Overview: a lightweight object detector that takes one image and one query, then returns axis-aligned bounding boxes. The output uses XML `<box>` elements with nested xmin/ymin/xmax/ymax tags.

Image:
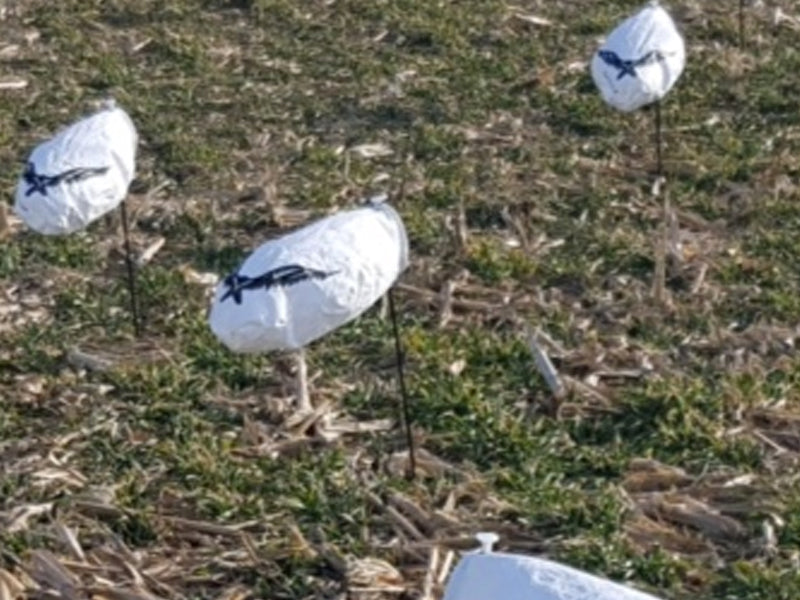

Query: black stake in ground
<box><xmin>739</xmin><ymin>0</ymin><xmax>745</xmax><ymax>48</ymax></box>
<box><xmin>120</xmin><ymin>199</ymin><xmax>141</xmax><ymax>337</ymax></box>
<box><xmin>654</xmin><ymin>100</ymin><xmax>663</xmax><ymax>179</ymax></box>
<box><xmin>388</xmin><ymin>289</ymin><xmax>416</xmax><ymax>480</ymax></box>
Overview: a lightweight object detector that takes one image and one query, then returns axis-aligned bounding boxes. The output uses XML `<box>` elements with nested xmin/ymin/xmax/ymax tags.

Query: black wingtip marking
<box><xmin>23</xmin><ymin>162</ymin><xmax>110</xmax><ymax>197</ymax></box>
<box><xmin>221</xmin><ymin>264</ymin><xmax>338</xmax><ymax>305</ymax></box>
<box><xmin>598</xmin><ymin>49</ymin><xmax>664</xmax><ymax>80</ymax></box>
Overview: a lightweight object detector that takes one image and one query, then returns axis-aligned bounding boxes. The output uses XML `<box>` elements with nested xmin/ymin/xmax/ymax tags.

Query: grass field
<box><xmin>3</xmin><ymin>1</ymin><xmax>800</xmax><ymax>598</ymax></box>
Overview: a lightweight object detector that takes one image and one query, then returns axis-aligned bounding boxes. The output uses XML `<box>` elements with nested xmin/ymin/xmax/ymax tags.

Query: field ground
<box><xmin>3</xmin><ymin>1</ymin><xmax>800</xmax><ymax>598</ymax></box>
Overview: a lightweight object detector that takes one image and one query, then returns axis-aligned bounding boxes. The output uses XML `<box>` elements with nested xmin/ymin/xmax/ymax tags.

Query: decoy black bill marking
<box><xmin>23</xmin><ymin>162</ymin><xmax>111</xmax><ymax>197</ymax></box>
<box><xmin>221</xmin><ymin>265</ymin><xmax>337</xmax><ymax>305</ymax></box>
<box><xmin>597</xmin><ymin>49</ymin><xmax>665</xmax><ymax>80</ymax></box>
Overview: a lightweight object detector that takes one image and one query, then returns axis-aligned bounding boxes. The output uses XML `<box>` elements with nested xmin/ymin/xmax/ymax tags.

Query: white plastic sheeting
<box><xmin>591</xmin><ymin>1</ymin><xmax>685</xmax><ymax>113</ymax></box>
<box><xmin>443</xmin><ymin>541</ymin><xmax>664</xmax><ymax>600</ymax></box>
<box><xmin>209</xmin><ymin>202</ymin><xmax>408</xmax><ymax>353</ymax></box>
<box><xmin>14</xmin><ymin>102</ymin><xmax>138</xmax><ymax>235</ymax></box>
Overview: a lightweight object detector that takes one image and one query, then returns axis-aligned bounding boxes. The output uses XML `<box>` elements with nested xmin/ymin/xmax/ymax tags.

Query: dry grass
<box><xmin>3</xmin><ymin>0</ymin><xmax>800</xmax><ymax>598</ymax></box>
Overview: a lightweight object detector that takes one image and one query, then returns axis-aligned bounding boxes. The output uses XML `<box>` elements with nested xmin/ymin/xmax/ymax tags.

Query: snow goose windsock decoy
<box><xmin>442</xmin><ymin>533</ymin><xmax>665</xmax><ymax>600</ymax></box>
<box><xmin>14</xmin><ymin>100</ymin><xmax>141</xmax><ymax>334</ymax></box>
<box><xmin>209</xmin><ymin>197</ymin><xmax>416</xmax><ymax>474</ymax></box>
<box><xmin>591</xmin><ymin>1</ymin><xmax>685</xmax><ymax>177</ymax></box>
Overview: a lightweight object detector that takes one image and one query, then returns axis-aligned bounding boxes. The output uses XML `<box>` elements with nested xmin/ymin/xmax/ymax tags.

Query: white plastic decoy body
<box><xmin>209</xmin><ymin>201</ymin><xmax>408</xmax><ymax>354</ymax></box>
<box><xmin>591</xmin><ymin>1</ymin><xmax>686</xmax><ymax>112</ymax></box>
<box><xmin>14</xmin><ymin>102</ymin><xmax>138</xmax><ymax>236</ymax></box>
<box><xmin>443</xmin><ymin>533</ymin><xmax>664</xmax><ymax>600</ymax></box>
